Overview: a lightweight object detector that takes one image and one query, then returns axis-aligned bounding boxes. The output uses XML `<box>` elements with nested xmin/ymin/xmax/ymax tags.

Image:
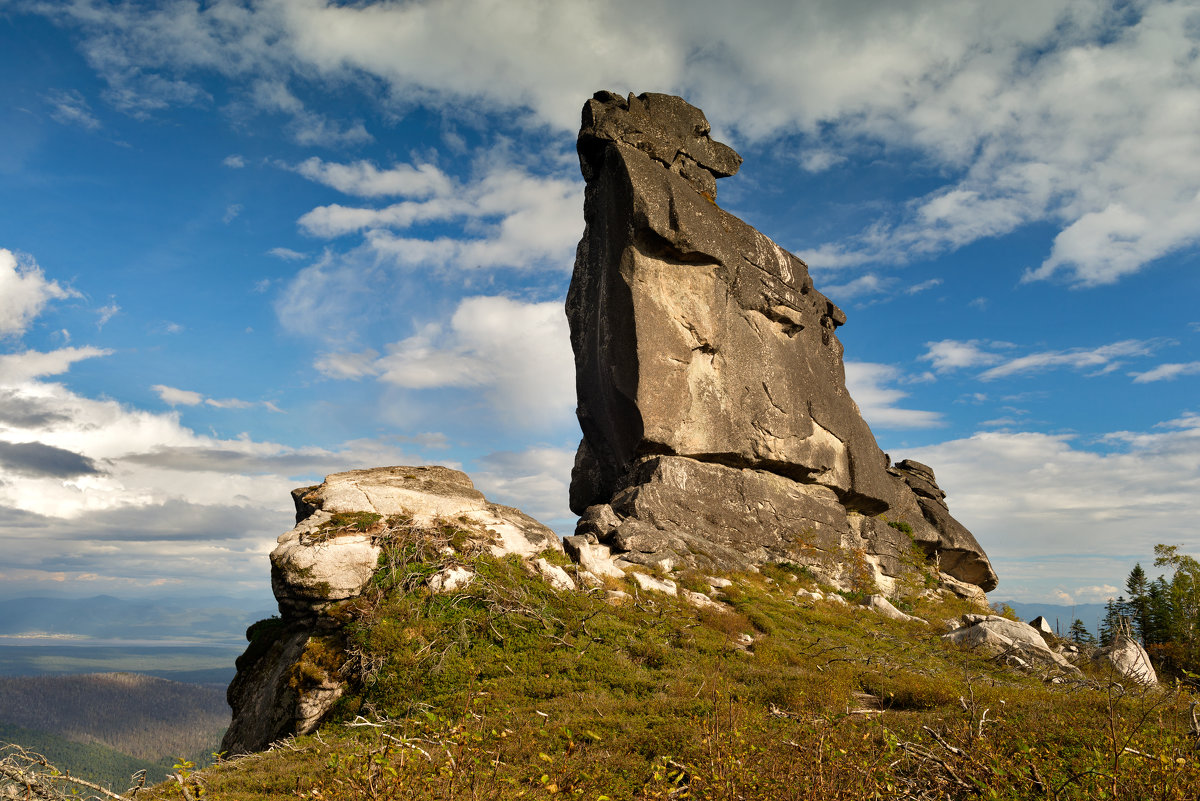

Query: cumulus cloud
<box><xmin>0</xmin><ymin>347</ymin><xmax>112</xmax><ymax>385</ymax></box>
<box><xmin>472</xmin><ymin>445</ymin><xmax>576</xmax><ymax>529</ymax></box>
<box><xmin>921</xmin><ymin>339</ymin><xmax>1006</xmax><ymax>372</ymax></box>
<box><xmin>843</xmin><ymin>362</ymin><xmax>943</xmax><ymax>430</ymax></box>
<box><xmin>0</xmin><ymin>249</ymin><xmax>80</xmax><ymax>338</ymax></box>
<box><xmin>315</xmin><ymin>295</ymin><xmax>574</xmax><ymax>428</ymax></box>
<box><xmin>37</xmin><ymin>0</ymin><xmax>1200</xmax><ymax>285</ymax></box>
<box><xmin>904</xmin><ymin>413</ymin><xmax>1200</xmax><ymax>601</ymax></box>
<box><xmin>223</xmin><ymin>154</ymin><xmax>245</xmax><ymax>168</ymax></box>
<box><xmin>294</xmin><ymin>159</ymin><xmax>582</xmax><ymax>273</ymax></box>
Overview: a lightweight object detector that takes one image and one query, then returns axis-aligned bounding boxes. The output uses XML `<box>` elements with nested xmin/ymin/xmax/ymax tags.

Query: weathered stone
<box><xmin>1093</xmin><ymin>633</ymin><xmax>1158</xmax><ymax>685</ymax></box>
<box><xmin>226</xmin><ymin>465</ymin><xmax>562</xmax><ymax>756</ymax></box>
<box><xmin>429</xmin><ymin>566</ymin><xmax>475</xmax><ymax>593</ymax></box>
<box><xmin>944</xmin><ymin>615</ymin><xmax>1080</xmax><ymax>674</ymax></box>
<box><xmin>565</xmin><ymin>91</ymin><xmax>996</xmax><ymax>595</ymax></box>
<box><xmin>563</xmin><ymin>536</ymin><xmax>626</xmax><ymax>578</ymax></box>
<box><xmin>865</xmin><ymin>594</ymin><xmax>926</xmax><ymax>624</ymax></box>
<box><xmin>682</xmin><ymin>589</ymin><xmax>724</xmax><ymax>611</ymax></box>
<box><xmin>1030</xmin><ymin>615</ymin><xmax>1055</xmax><ymax>636</ymax></box>
<box><xmin>630</xmin><ymin>572</ymin><xmax>678</xmax><ymax>596</ymax></box>
<box><xmin>532</xmin><ymin>558</ymin><xmax>576</xmax><ymax>592</ymax></box>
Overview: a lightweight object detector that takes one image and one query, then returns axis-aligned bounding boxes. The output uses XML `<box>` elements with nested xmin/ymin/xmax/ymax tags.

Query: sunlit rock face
<box><xmin>566</xmin><ymin>91</ymin><xmax>997</xmax><ymax>593</ymax></box>
<box><xmin>221</xmin><ymin>466</ymin><xmax>563</xmax><ymax>756</ymax></box>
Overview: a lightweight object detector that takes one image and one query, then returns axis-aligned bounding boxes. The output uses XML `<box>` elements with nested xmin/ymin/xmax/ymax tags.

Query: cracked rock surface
<box><xmin>566</xmin><ymin>91</ymin><xmax>996</xmax><ymax>594</ymax></box>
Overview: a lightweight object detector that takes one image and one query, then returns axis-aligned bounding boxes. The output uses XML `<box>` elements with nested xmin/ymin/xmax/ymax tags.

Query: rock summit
<box><xmin>565</xmin><ymin>91</ymin><xmax>996</xmax><ymax>595</ymax></box>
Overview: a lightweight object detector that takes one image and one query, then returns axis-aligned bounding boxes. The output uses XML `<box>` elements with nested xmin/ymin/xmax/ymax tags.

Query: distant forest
<box><xmin>0</xmin><ymin>672</ymin><xmax>227</xmax><ymax>788</ymax></box>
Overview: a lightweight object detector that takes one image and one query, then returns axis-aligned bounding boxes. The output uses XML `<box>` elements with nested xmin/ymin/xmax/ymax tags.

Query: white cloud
<box><xmin>844</xmin><ymin>362</ymin><xmax>943</xmax><ymax>430</ymax></box>
<box><xmin>152</xmin><ymin>383</ymin><xmax>269</xmax><ymax>411</ymax></box>
<box><xmin>1130</xmin><ymin>361</ymin><xmax>1200</xmax><ymax>383</ymax></box>
<box><xmin>291</xmin><ymin>157</ymin><xmax>453</xmax><ymax>198</ymax></box>
<box><xmin>0</xmin><ymin>249</ymin><xmax>79</xmax><ymax>338</ymax></box>
<box><xmin>798</xmin><ymin>149</ymin><xmax>846</xmax><ymax>173</ymax></box>
<box><xmin>95</xmin><ymin>302</ymin><xmax>119</xmax><ymax>329</ymax></box>
<box><xmin>223</xmin><ymin>154</ymin><xmax>245</xmax><ymax>168</ymax></box>
<box><xmin>820</xmin><ymin>273</ymin><xmax>889</xmax><ymax>302</ymax></box>
<box><xmin>906</xmin><ymin>278</ymin><xmax>943</xmax><ymax>295</ymax></box>
<box><xmin>222</xmin><ymin>203</ymin><xmax>243</xmax><ymax>223</ymax></box>
<box><xmin>41</xmin><ymin>0</ymin><xmax>1200</xmax><ymax>285</ymax></box>
<box><xmin>921</xmin><ymin>339</ymin><xmax>1004</xmax><ymax>372</ymax></box>
<box><xmin>0</xmin><ymin>347</ymin><xmax>112</xmax><ymax>385</ymax></box>
<box><xmin>472</xmin><ymin>445</ymin><xmax>576</xmax><ymax>528</ymax></box>
<box><xmin>267</xmin><ymin>247</ymin><xmax>306</xmax><ymax>261</ymax></box>
<box><xmin>152</xmin><ymin>384</ymin><xmax>203</xmax><ymax>407</ymax></box>
<box><xmin>316</xmin><ymin>295</ymin><xmax>575</xmax><ymax>428</ymax></box>
<box><xmin>46</xmin><ymin>89</ymin><xmax>101</xmax><ymax>130</ymax></box>
<box><xmin>905</xmin><ymin>414</ymin><xmax>1200</xmax><ymax>600</ymax></box>
<box><xmin>978</xmin><ymin>338</ymin><xmax>1165</xmax><ymax>381</ymax></box>
<box><xmin>295</xmin><ymin>160</ymin><xmax>582</xmax><ymax>273</ymax></box>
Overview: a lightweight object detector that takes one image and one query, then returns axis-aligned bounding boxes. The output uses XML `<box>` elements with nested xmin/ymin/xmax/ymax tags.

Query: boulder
<box><xmin>1029</xmin><ymin>615</ymin><xmax>1055</xmax><ymax>636</ymax></box>
<box><xmin>864</xmin><ymin>594</ymin><xmax>926</xmax><ymax>624</ymax></box>
<box><xmin>565</xmin><ymin>91</ymin><xmax>996</xmax><ymax>595</ymax></box>
<box><xmin>1093</xmin><ymin>633</ymin><xmax>1158</xmax><ymax>685</ymax></box>
<box><xmin>943</xmin><ymin>615</ymin><xmax>1079</xmax><ymax>674</ymax></box>
<box><xmin>223</xmin><ymin>466</ymin><xmax>562</xmax><ymax>756</ymax></box>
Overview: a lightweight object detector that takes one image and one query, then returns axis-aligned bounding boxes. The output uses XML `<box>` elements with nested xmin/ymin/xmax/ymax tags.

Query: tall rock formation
<box><xmin>565</xmin><ymin>91</ymin><xmax>996</xmax><ymax>594</ymax></box>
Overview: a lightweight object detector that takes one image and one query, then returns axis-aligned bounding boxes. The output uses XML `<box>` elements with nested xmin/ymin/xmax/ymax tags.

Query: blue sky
<box><xmin>0</xmin><ymin>0</ymin><xmax>1198</xmax><ymax>609</ymax></box>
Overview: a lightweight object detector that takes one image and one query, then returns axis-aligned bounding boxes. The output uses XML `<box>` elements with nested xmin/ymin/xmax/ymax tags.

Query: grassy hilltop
<box><xmin>8</xmin><ymin>528</ymin><xmax>1200</xmax><ymax>800</ymax></box>
<box><xmin>136</xmin><ymin>532</ymin><xmax>1200</xmax><ymax>801</ymax></box>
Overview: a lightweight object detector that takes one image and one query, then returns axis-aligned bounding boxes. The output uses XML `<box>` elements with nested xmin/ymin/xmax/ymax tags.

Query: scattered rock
<box><xmin>630</xmin><ymin>572</ymin><xmax>678</xmax><ymax>596</ymax></box>
<box><xmin>682</xmin><ymin>589</ymin><xmax>724</xmax><ymax>611</ymax></box>
<box><xmin>531</xmin><ymin>558</ymin><xmax>576</xmax><ymax>592</ymax></box>
<box><xmin>943</xmin><ymin>615</ymin><xmax>1079</xmax><ymax>675</ymax></box>
<box><xmin>1030</xmin><ymin>615</ymin><xmax>1055</xmax><ymax>636</ymax></box>
<box><xmin>606</xmin><ymin>590</ymin><xmax>632</xmax><ymax>604</ymax></box>
<box><xmin>429</xmin><ymin>565</ymin><xmax>475</xmax><ymax>593</ymax></box>
<box><xmin>707</xmin><ymin>576</ymin><xmax>733</xmax><ymax>589</ymax></box>
<box><xmin>864</xmin><ymin>595</ymin><xmax>926</xmax><ymax>624</ymax></box>
<box><xmin>795</xmin><ymin>588</ymin><xmax>824</xmax><ymax>602</ymax></box>
<box><xmin>565</xmin><ymin>91</ymin><xmax>995</xmax><ymax>595</ymax></box>
<box><xmin>562</xmin><ymin>535</ymin><xmax>625</xmax><ymax>578</ymax></box>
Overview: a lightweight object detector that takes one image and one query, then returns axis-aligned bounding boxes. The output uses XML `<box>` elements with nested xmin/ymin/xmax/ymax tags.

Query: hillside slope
<box><xmin>134</xmin><ymin>535</ymin><xmax>1200</xmax><ymax>801</ymax></box>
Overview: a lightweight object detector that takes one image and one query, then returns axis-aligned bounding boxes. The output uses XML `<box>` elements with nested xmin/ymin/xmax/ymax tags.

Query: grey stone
<box><xmin>1030</xmin><ymin>615</ymin><xmax>1055</xmax><ymax>636</ymax></box>
<box><xmin>226</xmin><ymin>465</ymin><xmax>563</xmax><ymax>755</ymax></box>
<box><xmin>1093</xmin><ymin>634</ymin><xmax>1158</xmax><ymax>685</ymax></box>
<box><xmin>864</xmin><ymin>594</ymin><xmax>926</xmax><ymax>624</ymax></box>
<box><xmin>564</xmin><ymin>91</ymin><xmax>996</xmax><ymax>596</ymax></box>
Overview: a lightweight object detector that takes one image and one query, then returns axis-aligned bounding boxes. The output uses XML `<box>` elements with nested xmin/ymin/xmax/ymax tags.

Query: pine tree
<box><xmin>1067</xmin><ymin>618</ymin><xmax>1095</xmax><ymax>645</ymax></box>
<box><xmin>1125</xmin><ymin>563</ymin><xmax>1151</xmax><ymax>642</ymax></box>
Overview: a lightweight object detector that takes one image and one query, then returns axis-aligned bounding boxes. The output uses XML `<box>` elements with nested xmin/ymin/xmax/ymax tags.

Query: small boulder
<box><xmin>864</xmin><ymin>594</ymin><xmax>926</xmax><ymax>624</ymax></box>
<box><xmin>531</xmin><ymin>558</ymin><xmax>576</xmax><ymax>592</ymax></box>
<box><xmin>429</xmin><ymin>566</ymin><xmax>474</xmax><ymax>593</ymax></box>
<box><xmin>630</xmin><ymin>572</ymin><xmax>678</xmax><ymax>596</ymax></box>
<box><xmin>1030</xmin><ymin>616</ymin><xmax>1055</xmax><ymax>636</ymax></box>
<box><xmin>1093</xmin><ymin>633</ymin><xmax>1158</xmax><ymax>685</ymax></box>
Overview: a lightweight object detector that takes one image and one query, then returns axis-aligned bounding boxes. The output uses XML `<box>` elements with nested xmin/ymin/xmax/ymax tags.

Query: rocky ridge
<box><xmin>566</xmin><ymin>91</ymin><xmax>995</xmax><ymax>595</ymax></box>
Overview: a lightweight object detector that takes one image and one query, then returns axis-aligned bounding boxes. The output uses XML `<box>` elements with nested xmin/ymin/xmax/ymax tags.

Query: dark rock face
<box><xmin>566</xmin><ymin>91</ymin><xmax>997</xmax><ymax>593</ymax></box>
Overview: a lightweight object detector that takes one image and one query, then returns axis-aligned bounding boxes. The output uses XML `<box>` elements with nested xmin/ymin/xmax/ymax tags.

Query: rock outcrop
<box><xmin>221</xmin><ymin>466</ymin><xmax>562</xmax><ymax>756</ymax></box>
<box><xmin>943</xmin><ymin>614</ymin><xmax>1079</xmax><ymax>675</ymax></box>
<box><xmin>565</xmin><ymin>91</ymin><xmax>996</xmax><ymax>594</ymax></box>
